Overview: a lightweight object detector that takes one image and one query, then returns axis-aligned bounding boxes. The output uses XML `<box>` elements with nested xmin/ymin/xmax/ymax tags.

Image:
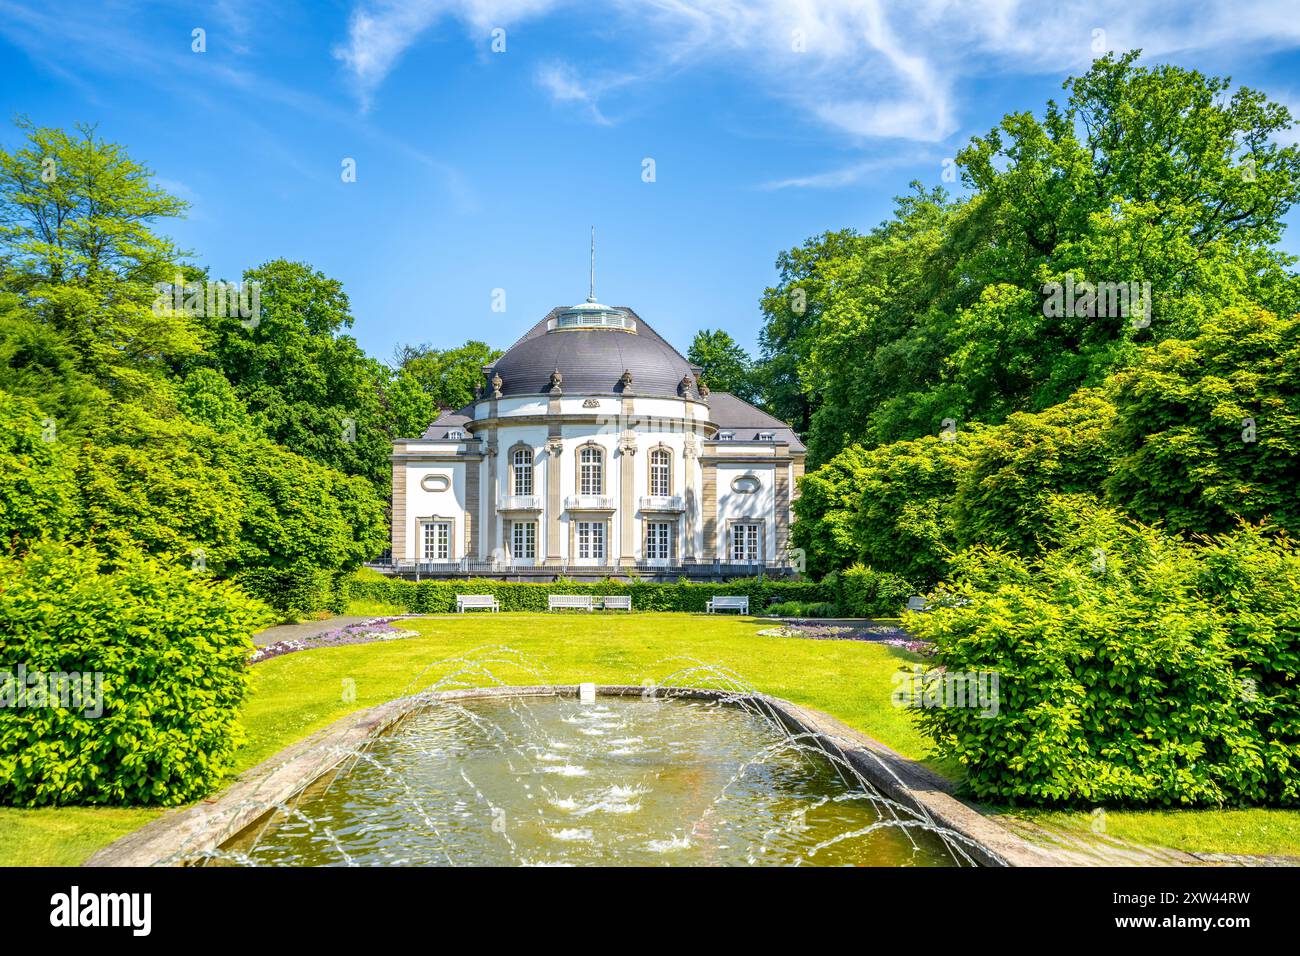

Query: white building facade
<box><xmin>390</xmin><ymin>299</ymin><xmax>805</xmax><ymax>578</ymax></box>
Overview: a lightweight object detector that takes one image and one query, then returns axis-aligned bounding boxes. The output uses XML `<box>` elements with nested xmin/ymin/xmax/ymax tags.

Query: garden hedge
<box><xmin>344</xmin><ymin>573</ymin><xmax>832</xmax><ymax>614</ymax></box>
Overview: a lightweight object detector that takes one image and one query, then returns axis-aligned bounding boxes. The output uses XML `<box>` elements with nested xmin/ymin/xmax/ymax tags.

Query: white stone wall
<box><xmin>715</xmin><ymin>462</ymin><xmax>777</xmax><ymax>562</ymax></box>
<box><xmin>404</xmin><ymin>458</ymin><xmax>468</xmax><ymax>561</ymax></box>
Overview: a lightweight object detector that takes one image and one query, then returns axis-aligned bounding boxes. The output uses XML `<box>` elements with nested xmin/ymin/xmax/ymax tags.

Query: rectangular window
<box><xmin>513</xmin><ymin>449</ymin><xmax>533</xmax><ymax>496</ymax></box>
<box><xmin>577</xmin><ymin>521</ymin><xmax>605</xmax><ymax>561</ymax></box>
<box><xmin>512</xmin><ymin>521</ymin><xmax>536</xmax><ymax>560</ymax></box>
<box><xmin>646</xmin><ymin>521</ymin><xmax>671</xmax><ymax>561</ymax></box>
<box><xmin>580</xmin><ymin>448</ymin><xmax>603</xmax><ymax>495</ymax></box>
<box><xmin>731</xmin><ymin>523</ymin><xmax>760</xmax><ymax>563</ymax></box>
<box><xmin>649</xmin><ymin>450</ymin><xmax>671</xmax><ymax>497</ymax></box>
<box><xmin>422</xmin><ymin>520</ymin><xmax>451</xmax><ymax>561</ymax></box>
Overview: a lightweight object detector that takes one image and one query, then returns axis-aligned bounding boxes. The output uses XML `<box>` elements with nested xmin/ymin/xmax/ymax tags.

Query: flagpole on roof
<box><xmin>588</xmin><ymin>226</ymin><xmax>596</xmax><ymax>303</ymax></box>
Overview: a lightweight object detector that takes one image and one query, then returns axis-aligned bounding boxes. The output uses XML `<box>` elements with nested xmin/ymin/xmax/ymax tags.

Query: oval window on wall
<box><xmin>731</xmin><ymin>474</ymin><xmax>761</xmax><ymax>494</ymax></box>
<box><xmin>421</xmin><ymin>474</ymin><xmax>451</xmax><ymax>493</ymax></box>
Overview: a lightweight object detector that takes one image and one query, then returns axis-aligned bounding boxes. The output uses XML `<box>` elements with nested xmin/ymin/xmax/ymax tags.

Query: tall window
<box><xmin>646</xmin><ymin>521</ymin><xmax>671</xmax><ymax>561</ymax></box>
<box><xmin>579</xmin><ymin>446</ymin><xmax>603</xmax><ymax>495</ymax></box>
<box><xmin>731</xmin><ymin>523</ymin><xmax>760</xmax><ymax>563</ymax></box>
<box><xmin>577</xmin><ymin>521</ymin><xmax>606</xmax><ymax>561</ymax></box>
<box><xmin>422</xmin><ymin>520</ymin><xmax>451</xmax><ymax>561</ymax></box>
<box><xmin>649</xmin><ymin>448</ymin><xmax>671</xmax><ymax>497</ymax></box>
<box><xmin>512</xmin><ymin>447</ymin><xmax>533</xmax><ymax>496</ymax></box>
<box><xmin>512</xmin><ymin>521</ymin><xmax>536</xmax><ymax>560</ymax></box>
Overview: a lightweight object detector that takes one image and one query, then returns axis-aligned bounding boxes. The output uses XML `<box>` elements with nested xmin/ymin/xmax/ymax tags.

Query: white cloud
<box><xmin>535</xmin><ymin>62</ymin><xmax>612</xmax><ymax>126</ymax></box>
<box><xmin>332</xmin><ymin>0</ymin><xmax>1300</xmax><ymax>148</ymax></box>
<box><xmin>333</xmin><ymin>0</ymin><xmax>562</xmax><ymax>110</ymax></box>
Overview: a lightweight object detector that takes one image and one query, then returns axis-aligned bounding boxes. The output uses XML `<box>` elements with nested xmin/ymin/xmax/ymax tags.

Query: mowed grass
<box><xmin>1</xmin><ymin>613</ymin><xmax>931</xmax><ymax>866</ymax></box>
<box><xmin>6</xmin><ymin>612</ymin><xmax>1300</xmax><ymax>864</ymax></box>
<box><xmin>236</xmin><ymin>613</ymin><xmax>936</xmax><ymax>771</ymax></box>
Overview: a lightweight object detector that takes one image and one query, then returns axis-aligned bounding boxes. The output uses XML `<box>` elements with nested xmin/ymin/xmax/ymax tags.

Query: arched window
<box><xmin>512</xmin><ymin>447</ymin><xmax>533</xmax><ymax>496</ymax></box>
<box><xmin>579</xmin><ymin>445</ymin><xmax>603</xmax><ymax>495</ymax></box>
<box><xmin>649</xmin><ymin>448</ymin><xmax>671</xmax><ymax>497</ymax></box>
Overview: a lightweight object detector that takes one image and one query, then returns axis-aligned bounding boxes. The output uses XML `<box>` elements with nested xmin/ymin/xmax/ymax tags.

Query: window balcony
<box><xmin>499</xmin><ymin>495</ymin><xmax>543</xmax><ymax>512</ymax></box>
<box><xmin>638</xmin><ymin>495</ymin><xmax>685</xmax><ymax>512</ymax></box>
<box><xmin>564</xmin><ymin>494</ymin><xmax>617</xmax><ymax>512</ymax></box>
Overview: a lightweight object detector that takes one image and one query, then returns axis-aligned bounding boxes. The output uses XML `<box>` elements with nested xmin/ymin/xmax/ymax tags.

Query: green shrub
<box><xmin>907</xmin><ymin>501</ymin><xmax>1299</xmax><ymax>807</ymax></box>
<box><xmin>236</xmin><ymin>562</ymin><xmax>344</xmax><ymax>618</ymax></box>
<box><xmin>792</xmin><ymin>429</ymin><xmax>985</xmax><ymax>586</ymax></box>
<box><xmin>1107</xmin><ymin>306</ymin><xmax>1300</xmax><ymax>537</ymax></box>
<box><xmin>0</xmin><ymin>544</ymin><xmax>273</xmax><ymax>806</ymax></box>
<box><xmin>767</xmin><ymin>600</ymin><xmax>839</xmax><ymax>617</ymax></box>
<box><xmin>342</xmin><ymin>573</ymin><xmax>830</xmax><ymax>614</ymax></box>
<box><xmin>953</xmin><ymin>388</ymin><xmax>1116</xmax><ymax>554</ymax></box>
<box><xmin>830</xmin><ymin>564</ymin><xmax>915</xmax><ymax>617</ymax></box>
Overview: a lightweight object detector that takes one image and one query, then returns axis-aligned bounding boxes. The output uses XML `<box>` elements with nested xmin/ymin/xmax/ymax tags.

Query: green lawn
<box><xmin>5</xmin><ymin>612</ymin><xmax>1300</xmax><ymax>865</ymax></box>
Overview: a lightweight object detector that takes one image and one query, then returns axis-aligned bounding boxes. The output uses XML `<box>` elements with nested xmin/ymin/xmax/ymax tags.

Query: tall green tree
<box><xmin>687</xmin><ymin>328</ymin><xmax>758</xmax><ymax>403</ymax></box>
<box><xmin>768</xmin><ymin>53</ymin><xmax>1300</xmax><ymax>465</ymax></box>
<box><xmin>756</xmin><ymin>228</ymin><xmax>862</xmax><ymax>437</ymax></box>
<box><xmin>396</xmin><ymin>339</ymin><xmax>501</xmax><ymax>411</ymax></box>
<box><xmin>0</xmin><ymin>118</ymin><xmax>201</xmax><ymax>402</ymax></box>
<box><xmin>200</xmin><ymin>258</ymin><xmax>394</xmax><ymax>490</ymax></box>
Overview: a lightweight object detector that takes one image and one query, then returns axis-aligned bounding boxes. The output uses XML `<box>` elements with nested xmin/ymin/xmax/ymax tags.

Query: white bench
<box><xmin>456</xmin><ymin>594</ymin><xmax>499</xmax><ymax>613</ymax></box>
<box><xmin>599</xmin><ymin>595</ymin><xmax>632</xmax><ymax>611</ymax></box>
<box><xmin>548</xmin><ymin>594</ymin><xmax>594</xmax><ymax>611</ymax></box>
<box><xmin>706</xmin><ymin>596</ymin><xmax>749</xmax><ymax>614</ymax></box>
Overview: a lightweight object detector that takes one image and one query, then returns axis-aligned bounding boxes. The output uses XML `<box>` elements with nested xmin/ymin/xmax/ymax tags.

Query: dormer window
<box><xmin>758</xmin><ymin>431</ymin><xmax>775</xmax><ymax>441</ymax></box>
<box><xmin>447</xmin><ymin>429</ymin><xmax>464</xmax><ymax>440</ymax></box>
<box><xmin>718</xmin><ymin>431</ymin><xmax>735</xmax><ymax>441</ymax></box>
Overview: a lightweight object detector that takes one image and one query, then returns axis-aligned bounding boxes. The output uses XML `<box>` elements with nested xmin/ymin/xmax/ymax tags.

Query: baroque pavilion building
<box><xmin>389</xmin><ymin>290</ymin><xmax>805</xmax><ymax>580</ymax></box>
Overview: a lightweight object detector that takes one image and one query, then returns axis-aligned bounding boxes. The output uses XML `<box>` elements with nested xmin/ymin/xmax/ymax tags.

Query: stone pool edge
<box><xmin>85</xmin><ymin>685</ymin><xmax>1052</xmax><ymax>868</ymax></box>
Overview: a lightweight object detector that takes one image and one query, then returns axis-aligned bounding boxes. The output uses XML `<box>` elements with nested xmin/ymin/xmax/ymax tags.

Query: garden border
<box><xmin>85</xmin><ymin>685</ymin><xmax>1059</xmax><ymax>868</ymax></box>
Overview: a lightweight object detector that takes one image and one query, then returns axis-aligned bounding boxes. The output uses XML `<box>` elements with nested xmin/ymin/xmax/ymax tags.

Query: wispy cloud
<box><xmin>333</xmin><ymin>0</ymin><xmax>562</xmax><ymax>111</ymax></box>
<box><xmin>535</xmin><ymin>61</ymin><xmax>612</xmax><ymax>126</ymax></box>
<box><xmin>333</xmin><ymin>0</ymin><xmax>1300</xmax><ymax>147</ymax></box>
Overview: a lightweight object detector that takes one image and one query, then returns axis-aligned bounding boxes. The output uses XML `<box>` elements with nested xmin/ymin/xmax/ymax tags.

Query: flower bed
<box><xmin>249</xmin><ymin>617</ymin><xmax>420</xmax><ymax>664</ymax></box>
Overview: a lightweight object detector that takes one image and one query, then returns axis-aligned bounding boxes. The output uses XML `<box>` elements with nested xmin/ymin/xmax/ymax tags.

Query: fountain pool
<box><xmin>223</xmin><ymin>694</ymin><xmax>964</xmax><ymax>866</ymax></box>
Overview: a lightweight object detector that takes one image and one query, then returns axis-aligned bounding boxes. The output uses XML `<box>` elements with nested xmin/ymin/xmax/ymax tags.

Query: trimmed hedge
<box><xmin>344</xmin><ymin>573</ymin><xmax>830</xmax><ymax>614</ymax></box>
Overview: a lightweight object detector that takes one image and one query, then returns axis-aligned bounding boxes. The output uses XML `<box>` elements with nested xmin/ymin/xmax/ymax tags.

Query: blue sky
<box><xmin>3</xmin><ymin>0</ymin><xmax>1300</xmax><ymax>361</ymax></box>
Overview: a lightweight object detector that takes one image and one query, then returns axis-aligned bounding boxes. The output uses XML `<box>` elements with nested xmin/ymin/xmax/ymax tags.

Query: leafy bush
<box><xmin>1107</xmin><ymin>307</ymin><xmax>1300</xmax><ymax>536</ymax></box>
<box><xmin>793</xmin><ymin>430</ymin><xmax>985</xmax><ymax>585</ymax></box>
<box><xmin>237</xmin><ymin>563</ymin><xmax>348</xmax><ymax>618</ymax></box>
<box><xmin>828</xmin><ymin>564</ymin><xmax>915</xmax><ymax>618</ymax></box>
<box><xmin>0</xmin><ymin>544</ymin><xmax>273</xmax><ymax>806</ymax></box>
<box><xmin>907</xmin><ymin>501</ymin><xmax>1300</xmax><ymax>807</ymax></box>
<box><xmin>953</xmin><ymin>388</ymin><xmax>1117</xmax><ymax>554</ymax></box>
<box><xmin>767</xmin><ymin>600</ymin><xmax>839</xmax><ymax>618</ymax></box>
<box><xmin>342</xmin><ymin>573</ymin><xmax>830</xmax><ymax>614</ymax></box>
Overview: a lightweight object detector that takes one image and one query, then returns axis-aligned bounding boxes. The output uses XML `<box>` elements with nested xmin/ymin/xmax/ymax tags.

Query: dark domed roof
<box><xmin>486</xmin><ymin>306</ymin><xmax>699</xmax><ymax>399</ymax></box>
